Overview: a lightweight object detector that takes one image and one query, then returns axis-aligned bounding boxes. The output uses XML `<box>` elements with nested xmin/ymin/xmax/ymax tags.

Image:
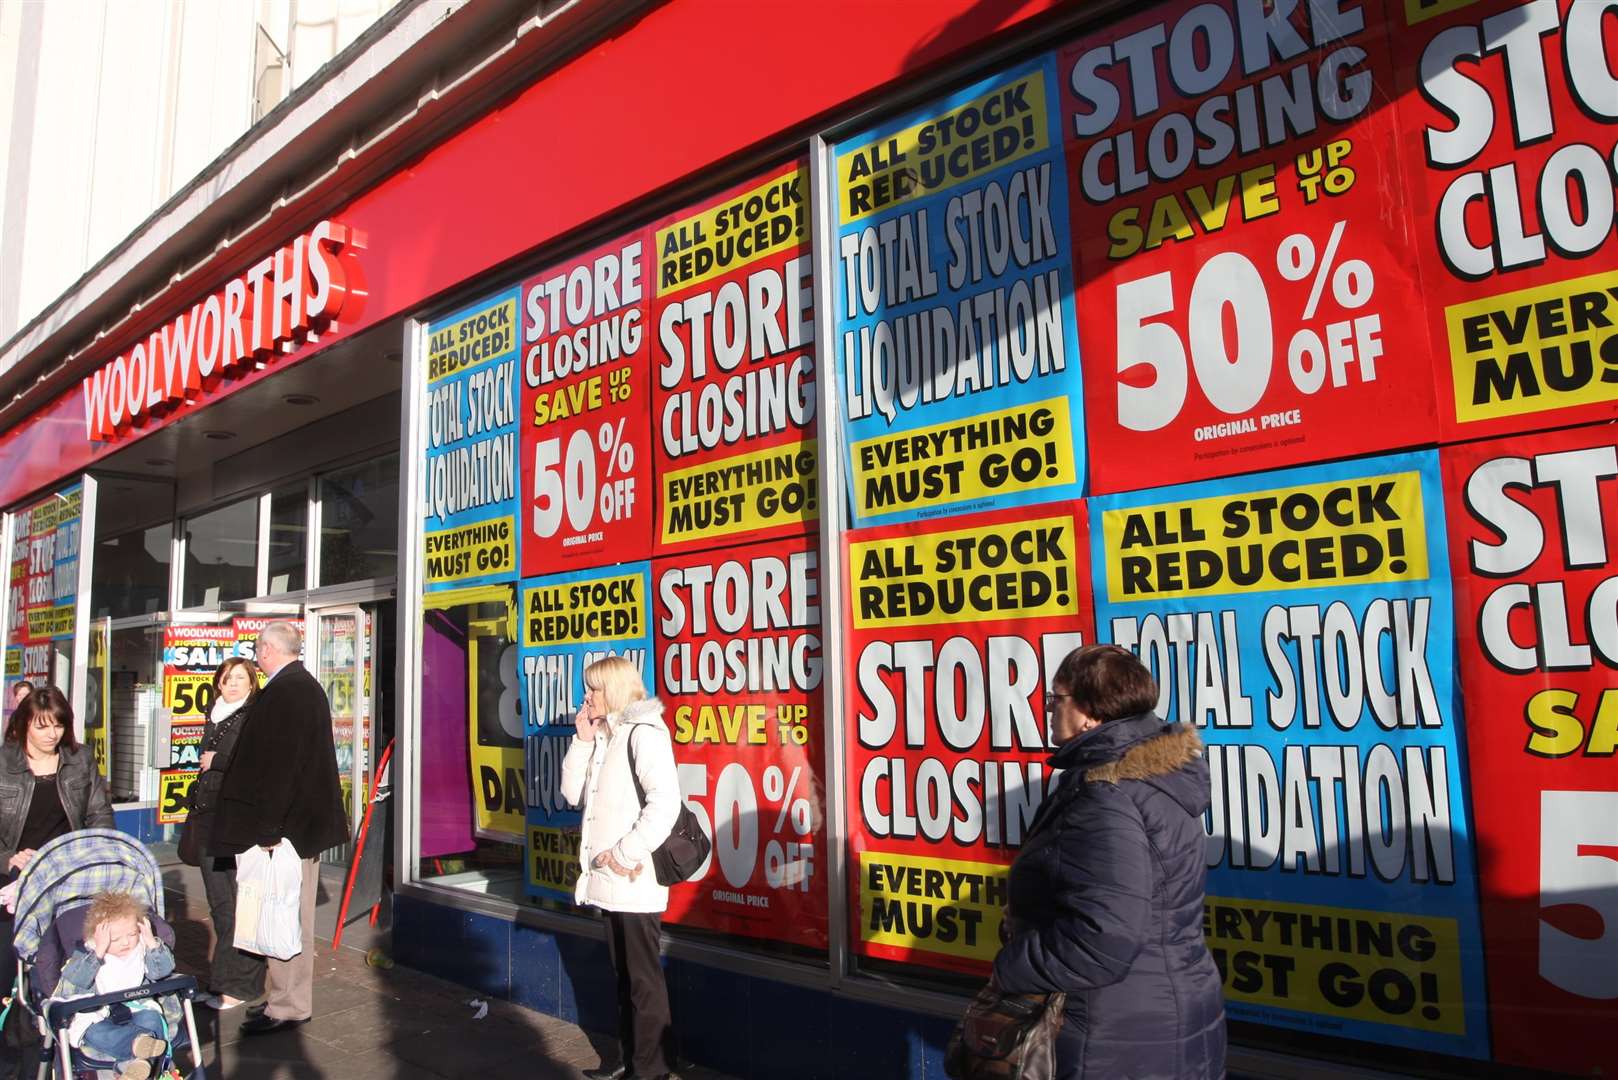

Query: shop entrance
<box><xmin>306</xmin><ymin>597</ymin><xmax>395</xmax><ymax>867</ymax></box>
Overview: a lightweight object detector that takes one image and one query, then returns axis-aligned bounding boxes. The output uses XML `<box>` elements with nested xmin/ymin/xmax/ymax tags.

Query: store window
<box><xmin>417</xmin><ymin>588</ymin><xmax>530</xmax><ymax>902</ymax></box>
<box><xmin>181</xmin><ymin>497</ymin><xmax>259</xmax><ymax>608</ymax></box>
<box><xmin>320</xmin><ymin>454</ymin><xmax>398</xmax><ymax>584</ymax></box>
<box><xmin>5</xmin><ymin>482</ymin><xmax>84</xmax><ymax>702</ymax></box>
<box><xmin>91</xmin><ymin>523</ymin><xmax>172</xmax><ymax>619</ymax></box>
<box><xmin>90</xmin><ymin>474</ymin><xmax>175</xmax><ymax>620</ymax></box>
<box><xmin>106</xmin><ymin>624</ymin><xmax>163</xmax><ymax>804</ymax></box>
<box><xmin>267</xmin><ymin>483</ymin><xmax>309</xmax><ymax>594</ymax></box>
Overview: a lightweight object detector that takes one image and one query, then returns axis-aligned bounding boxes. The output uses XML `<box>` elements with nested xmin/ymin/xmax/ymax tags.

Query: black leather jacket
<box><xmin>0</xmin><ymin>741</ymin><xmax>115</xmax><ymax>870</ymax></box>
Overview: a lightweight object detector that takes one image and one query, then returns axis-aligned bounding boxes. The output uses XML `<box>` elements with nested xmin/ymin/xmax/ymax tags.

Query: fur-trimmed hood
<box><xmin>1086</xmin><ymin>724</ymin><xmax>1203</xmax><ymax>784</ymax></box>
<box><xmin>604</xmin><ymin>696</ymin><xmax>666</xmax><ymax>733</ymax></box>
<box><xmin>1049</xmin><ymin>712</ymin><xmax>1210</xmax><ymax>818</ymax></box>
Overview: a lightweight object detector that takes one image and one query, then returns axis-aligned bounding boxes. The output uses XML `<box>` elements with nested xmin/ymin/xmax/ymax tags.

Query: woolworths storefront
<box><xmin>0</xmin><ymin>1</ymin><xmax>1613</xmax><ymax>1077</ymax></box>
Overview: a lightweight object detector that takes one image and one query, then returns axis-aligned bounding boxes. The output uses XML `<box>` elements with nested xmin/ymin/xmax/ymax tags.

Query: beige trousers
<box><xmin>264</xmin><ymin>855</ymin><xmax>319</xmax><ymax>1020</ymax></box>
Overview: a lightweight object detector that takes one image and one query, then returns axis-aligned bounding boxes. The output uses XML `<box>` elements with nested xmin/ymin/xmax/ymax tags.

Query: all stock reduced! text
<box><xmin>520</xmin><ymin>563</ymin><xmax>655</xmax><ymax>902</ymax></box>
<box><xmin>1091</xmin><ymin>451</ymin><xmax>1490</xmax><ymax>1058</ymax></box>
<box><xmin>1061</xmin><ymin>0</ymin><xmax>1434</xmax><ymax>491</ymax></box>
<box><xmin>845</xmin><ymin>502</ymin><xmax>1093</xmax><ymax>971</ymax></box>
<box><xmin>833</xmin><ymin>58</ymin><xmax>1086</xmax><ymax>526</ymax></box>
<box><xmin>654</xmin><ymin>163</ymin><xmax>819</xmax><ymax>551</ymax></box>
<box><xmin>424</xmin><ymin>290</ymin><xmax>522</xmax><ymax>591</ymax></box>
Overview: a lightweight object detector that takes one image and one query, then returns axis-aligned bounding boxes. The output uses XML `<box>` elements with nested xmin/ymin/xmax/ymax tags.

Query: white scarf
<box><xmin>209</xmin><ymin>696</ymin><xmax>248</xmax><ymax>725</ymax></box>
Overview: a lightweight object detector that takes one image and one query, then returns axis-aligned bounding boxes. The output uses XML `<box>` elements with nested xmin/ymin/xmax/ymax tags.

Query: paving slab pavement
<box><xmin>156</xmin><ymin>856</ymin><xmax>735</xmax><ymax>1080</ymax></box>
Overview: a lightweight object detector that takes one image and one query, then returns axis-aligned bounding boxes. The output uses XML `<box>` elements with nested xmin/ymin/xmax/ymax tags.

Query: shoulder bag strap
<box><xmin>625</xmin><ymin>725</ymin><xmax>646</xmax><ymax>810</ymax></box>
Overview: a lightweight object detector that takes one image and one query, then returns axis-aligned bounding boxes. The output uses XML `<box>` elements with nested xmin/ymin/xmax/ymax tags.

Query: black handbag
<box><xmin>626</xmin><ymin>729</ymin><xmax>711</xmax><ymax>886</ymax></box>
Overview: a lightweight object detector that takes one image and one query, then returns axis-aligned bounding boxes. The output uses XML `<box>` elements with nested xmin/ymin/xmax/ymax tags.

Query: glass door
<box><xmin>310</xmin><ymin>604</ymin><xmax>373</xmax><ymax>865</ymax></box>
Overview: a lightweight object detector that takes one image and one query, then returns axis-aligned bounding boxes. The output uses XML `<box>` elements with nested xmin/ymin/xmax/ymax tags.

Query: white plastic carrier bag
<box><xmin>234</xmin><ymin>839</ymin><xmax>304</xmax><ymax>960</ymax></box>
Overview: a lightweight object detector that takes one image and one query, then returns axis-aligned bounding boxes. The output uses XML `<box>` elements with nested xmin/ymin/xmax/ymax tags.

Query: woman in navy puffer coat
<box><xmin>994</xmin><ymin>644</ymin><xmax>1226</xmax><ymax>1079</ymax></box>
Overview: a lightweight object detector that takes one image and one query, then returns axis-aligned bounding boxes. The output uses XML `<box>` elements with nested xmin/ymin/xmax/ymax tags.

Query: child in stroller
<box><xmin>8</xmin><ymin>829</ymin><xmax>204</xmax><ymax>1080</ymax></box>
<box><xmin>48</xmin><ymin>891</ymin><xmax>180</xmax><ymax>1079</ymax></box>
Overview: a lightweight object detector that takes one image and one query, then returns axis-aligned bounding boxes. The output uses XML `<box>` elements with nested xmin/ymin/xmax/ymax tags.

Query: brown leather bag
<box><xmin>944</xmin><ymin>979</ymin><xmax>1066</xmax><ymax>1080</ymax></box>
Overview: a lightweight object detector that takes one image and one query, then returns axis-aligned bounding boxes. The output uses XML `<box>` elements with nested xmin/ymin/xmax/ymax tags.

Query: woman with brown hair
<box><xmin>994</xmin><ymin>644</ymin><xmax>1226</xmax><ymax>1079</ymax></box>
<box><xmin>0</xmin><ymin>687</ymin><xmax>114</xmax><ymax>1003</ymax></box>
<box><xmin>181</xmin><ymin>656</ymin><xmax>266</xmax><ymax>1011</ymax></box>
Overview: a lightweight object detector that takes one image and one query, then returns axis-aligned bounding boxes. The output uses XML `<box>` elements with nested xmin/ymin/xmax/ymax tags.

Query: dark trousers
<box><xmin>604</xmin><ymin>911</ymin><xmax>671</xmax><ymax>1078</ymax></box>
<box><xmin>200</xmin><ymin>856</ymin><xmax>267</xmax><ymax>1000</ymax></box>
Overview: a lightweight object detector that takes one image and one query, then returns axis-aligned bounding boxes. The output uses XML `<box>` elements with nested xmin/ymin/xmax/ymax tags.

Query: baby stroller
<box><xmin>6</xmin><ymin>830</ymin><xmax>206</xmax><ymax>1079</ymax></box>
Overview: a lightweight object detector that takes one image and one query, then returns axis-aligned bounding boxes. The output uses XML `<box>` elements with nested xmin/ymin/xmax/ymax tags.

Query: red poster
<box><xmin>520</xmin><ymin>233</ymin><xmax>654</xmax><ymax>572</ymax></box>
<box><xmin>843</xmin><ymin>502</ymin><xmax>1093</xmax><ymax>973</ymax></box>
<box><xmin>1391</xmin><ymin>0</ymin><xmax>1618</xmax><ymax>442</ymax></box>
<box><xmin>653</xmin><ymin>534</ymin><xmax>827</xmax><ymax>950</ymax></box>
<box><xmin>650</xmin><ymin>161</ymin><xmax>819</xmax><ymax>554</ymax></box>
<box><xmin>1443</xmin><ymin>423</ymin><xmax>1618</xmax><ymax>1076</ymax></box>
<box><xmin>1061</xmin><ymin>1</ymin><xmax>1435</xmax><ymax>492</ymax></box>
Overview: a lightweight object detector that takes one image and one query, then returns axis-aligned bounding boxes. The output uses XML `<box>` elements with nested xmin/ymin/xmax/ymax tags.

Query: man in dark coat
<box><xmin>212</xmin><ymin>620</ymin><xmax>349</xmax><ymax>1036</ymax></box>
<box><xmin>995</xmin><ymin>644</ymin><xmax>1226</xmax><ymax>1080</ymax></box>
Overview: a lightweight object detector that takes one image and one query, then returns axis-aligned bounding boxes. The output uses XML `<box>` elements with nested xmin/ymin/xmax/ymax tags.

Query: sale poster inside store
<box><xmin>5</xmin><ymin>483</ymin><xmax>83</xmax><ymax>694</ymax></box>
<box><xmin>831</xmin><ymin>56</ymin><xmax>1086</xmax><ymax>527</ymax></box>
<box><xmin>844</xmin><ymin>501</ymin><xmax>1092</xmax><ymax>973</ymax></box>
<box><xmin>655</xmin><ymin>535</ymin><xmax>827</xmax><ymax>947</ymax></box>
<box><xmin>652</xmin><ymin>161</ymin><xmax>820</xmax><ymax>552</ymax></box>
<box><xmin>424</xmin><ymin>288</ymin><xmax>521</xmax><ymax>591</ymax></box>
<box><xmin>1061</xmin><ymin>0</ymin><xmax>1434</xmax><ymax>492</ymax></box>
<box><xmin>1443</xmin><ymin>423</ymin><xmax>1618</xmax><ymax>1077</ymax></box>
<box><xmin>520</xmin><ymin>563</ymin><xmax>655</xmax><ymax>902</ymax></box>
<box><xmin>521</xmin><ymin>235</ymin><xmax>653</xmax><ymax>571</ymax></box>
<box><xmin>1089</xmin><ymin>451</ymin><xmax>1488</xmax><ymax>1057</ymax></box>
<box><xmin>1392</xmin><ymin>0</ymin><xmax>1618</xmax><ymax>441</ymax></box>
<box><xmin>159</xmin><ymin>624</ymin><xmax>236</xmax><ymax>824</ymax></box>
<box><xmin>468</xmin><ymin>603</ymin><xmax>524</xmax><ymax>842</ymax></box>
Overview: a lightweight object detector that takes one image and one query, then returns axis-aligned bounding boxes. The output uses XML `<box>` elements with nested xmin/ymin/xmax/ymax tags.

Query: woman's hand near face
<box><xmin>574</xmin><ymin>706</ymin><xmax>600</xmax><ymax>742</ymax></box>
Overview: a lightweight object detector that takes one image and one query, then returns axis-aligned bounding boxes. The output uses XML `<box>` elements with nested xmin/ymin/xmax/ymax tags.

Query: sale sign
<box><xmin>158</xmin><ymin>622</ymin><xmax>234</xmax><ymax>825</ymax></box>
<box><xmin>4</xmin><ymin>483</ymin><xmax>83</xmax><ymax>697</ymax></box>
<box><xmin>423</xmin><ymin>288</ymin><xmax>521</xmax><ymax>591</ymax></box>
<box><xmin>844</xmin><ymin>502</ymin><xmax>1092</xmax><ymax>972</ymax></box>
<box><xmin>162</xmin><ymin>624</ymin><xmax>236</xmax><ymax>719</ymax></box>
<box><xmin>654</xmin><ymin>535</ymin><xmax>827</xmax><ymax>948</ymax></box>
<box><xmin>1061</xmin><ymin>0</ymin><xmax>1436</xmax><ymax>492</ymax></box>
<box><xmin>830</xmin><ymin>57</ymin><xmax>1086</xmax><ymax>527</ymax></box>
<box><xmin>1393</xmin><ymin>0</ymin><xmax>1618</xmax><ymax>441</ymax></box>
<box><xmin>157</xmin><ymin>770</ymin><xmax>196</xmax><ymax>825</ymax></box>
<box><xmin>652</xmin><ymin>161</ymin><xmax>819</xmax><ymax>552</ymax></box>
<box><xmin>519</xmin><ymin>562</ymin><xmax>656</xmax><ymax>902</ymax></box>
<box><xmin>468</xmin><ymin>614</ymin><xmax>524</xmax><ymax>843</ymax></box>
<box><xmin>1442</xmin><ymin>423</ymin><xmax>1618</xmax><ymax>1076</ymax></box>
<box><xmin>521</xmin><ymin>234</ymin><xmax>653</xmax><ymax>571</ymax></box>
<box><xmin>1090</xmin><ymin>451</ymin><xmax>1488</xmax><ymax>1058</ymax></box>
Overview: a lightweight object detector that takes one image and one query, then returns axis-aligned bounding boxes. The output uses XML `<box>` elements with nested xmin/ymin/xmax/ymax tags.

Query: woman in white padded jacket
<box><xmin>562</xmin><ymin>655</ymin><xmax>680</xmax><ymax>1080</ymax></box>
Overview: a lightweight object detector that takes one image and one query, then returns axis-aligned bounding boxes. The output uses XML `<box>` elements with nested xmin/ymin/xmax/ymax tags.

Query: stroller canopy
<box><xmin>11</xmin><ymin>829</ymin><xmax>166</xmax><ymax>963</ymax></box>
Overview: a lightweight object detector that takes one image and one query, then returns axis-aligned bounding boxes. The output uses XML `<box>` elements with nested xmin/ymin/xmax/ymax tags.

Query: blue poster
<box><xmin>423</xmin><ymin>288</ymin><xmax>521</xmax><ymax>592</ymax></box>
<box><xmin>520</xmin><ymin>561</ymin><xmax>655</xmax><ymax>903</ymax></box>
<box><xmin>830</xmin><ymin>55</ymin><xmax>1085</xmax><ymax>528</ymax></box>
<box><xmin>51</xmin><ymin>483</ymin><xmax>81</xmax><ymax>640</ymax></box>
<box><xmin>1089</xmin><ymin>451</ymin><xmax>1488</xmax><ymax>1058</ymax></box>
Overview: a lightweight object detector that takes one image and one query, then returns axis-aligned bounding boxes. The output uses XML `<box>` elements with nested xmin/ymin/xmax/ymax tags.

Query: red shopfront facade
<box><xmin>3</xmin><ymin>2</ymin><xmax>1615</xmax><ymax>1078</ymax></box>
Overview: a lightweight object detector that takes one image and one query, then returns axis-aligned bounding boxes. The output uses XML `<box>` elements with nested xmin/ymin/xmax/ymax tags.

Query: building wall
<box><xmin>0</xmin><ymin>0</ymin><xmax>397</xmax><ymax>347</ymax></box>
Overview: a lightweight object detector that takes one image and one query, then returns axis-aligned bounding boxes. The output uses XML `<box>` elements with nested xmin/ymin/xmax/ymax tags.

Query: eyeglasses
<box><xmin>1045</xmin><ymin>692</ymin><xmax>1072</xmax><ymax>712</ymax></box>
